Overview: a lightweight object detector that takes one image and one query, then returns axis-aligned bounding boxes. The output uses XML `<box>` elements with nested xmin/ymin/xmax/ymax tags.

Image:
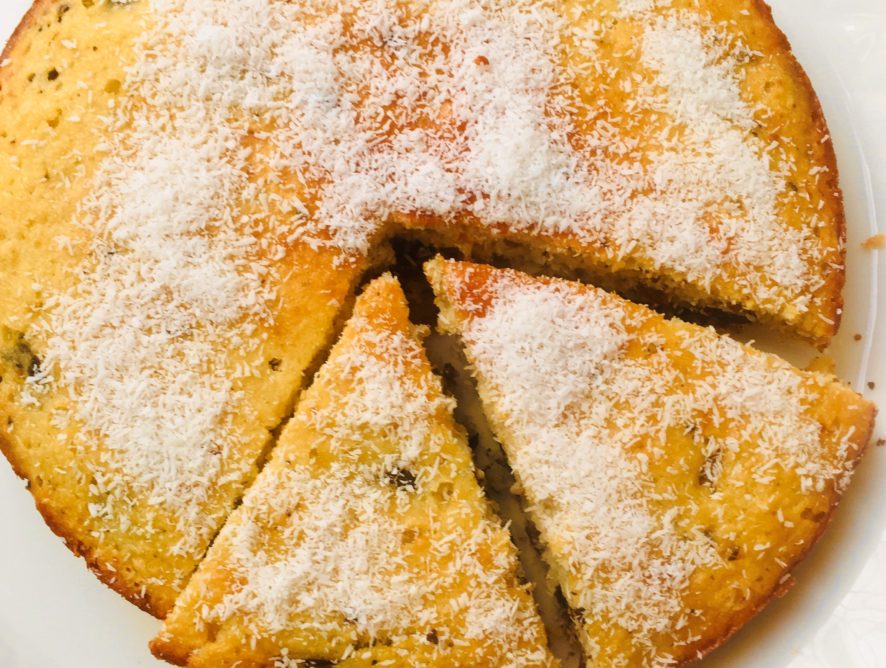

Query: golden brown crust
<box><xmin>0</xmin><ymin>0</ymin><xmax>863</xmax><ymax>662</ymax></box>
<box><xmin>149</xmin><ymin>633</ymin><xmax>191</xmax><ymax>667</ymax></box>
<box><xmin>0</xmin><ymin>0</ymin><xmax>51</xmax><ymax>75</ymax></box>
<box><xmin>0</xmin><ymin>427</ymin><xmax>165</xmax><ymax>615</ymax></box>
<box><xmin>0</xmin><ymin>0</ymin><xmax>172</xmax><ymax>617</ymax></box>
<box><xmin>748</xmin><ymin>0</ymin><xmax>846</xmax><ymax>341</ymax></box>
<box><xmin>398</xmin><ymin>0</ymin><xmax>847</xmax><ymax>347</ymax></box>
<box><xmin>651</xmin><ymin>0</ymin><xmax>845</xmax><ymax>344</ymax></box>
<box><xmin>1</xmin><ymin>2</ymin><xmax>138</xmax><ymax>617</ymax></box>
<box><xmin>0</xmin><ymin>0</ymin><xmax>373</xmax><ymax>620</ymax></box>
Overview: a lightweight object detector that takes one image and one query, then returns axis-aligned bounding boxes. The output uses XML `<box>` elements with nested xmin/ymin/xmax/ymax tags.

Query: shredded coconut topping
<box><xmin>635</xmin><ymin>12</ymin><xmax>810</xmax><ymax>299</ymax></box>
<box><xmin>441</xmin><ymin>266</ymin><xmax>857</xmax><ymax>664</ymax></box>
<box><xmin>456</xmin><ymin>278</ymin><xmax>718</xmax><ymax>660</ymax></box>
<box><xmin>34</xmin><ymin>115</ymin><xmax>284</xmax><ymax>553</ymax></box>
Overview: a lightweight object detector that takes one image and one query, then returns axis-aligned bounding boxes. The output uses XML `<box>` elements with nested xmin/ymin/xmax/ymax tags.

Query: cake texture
<box><xmin>0</xmin><ymin>0</ymin><xmax>850</xmax><ymax>635</ymax></box>
<box><xmin>151</xmin><ymin>275</ymin><xmax>555</xmax><ymax>668</ymax></box>
<box><xmin>426</xmin><ymin>257</ymin><xmax>875</xmax><ymax>667</ymax></box>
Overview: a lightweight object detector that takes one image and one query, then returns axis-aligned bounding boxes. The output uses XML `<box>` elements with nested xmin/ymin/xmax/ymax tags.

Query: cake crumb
<box><xmin>861</xmin><ymin>234</ymin><xmax>886</xmax><ymax>250</ymax></box>
<box><xmin>806</xmin><ymin>355</ymin><xmax>836</xmax><ymax>375</ymax></box>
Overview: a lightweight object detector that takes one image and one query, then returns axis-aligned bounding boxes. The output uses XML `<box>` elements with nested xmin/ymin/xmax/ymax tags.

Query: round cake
<box><xmin>0</xmin><ymin>0</ymin><xmax>873</xmax><ymax>666</ymax></box>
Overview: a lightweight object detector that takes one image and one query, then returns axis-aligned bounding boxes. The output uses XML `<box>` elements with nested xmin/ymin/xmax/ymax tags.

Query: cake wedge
<box><xmin>151</xmin><ymin>274</ymin><xmax>555</xmax><ymax>668</ymax></box>
<box><xmin>426</xmin><ymin>257</ymin><xmax>875</xmax><ymax>667</ymax></box>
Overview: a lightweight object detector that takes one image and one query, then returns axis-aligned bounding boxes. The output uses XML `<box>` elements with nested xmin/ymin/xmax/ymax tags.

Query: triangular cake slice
<box><xmin>151</xmin><ymin>274</ymin><xmax>555</xmax><ymax>667</ymax></box>
<box><xmin>425</xmin><ymin>257</ymin><xmax>875</xmax><ymax>667</ymax></box>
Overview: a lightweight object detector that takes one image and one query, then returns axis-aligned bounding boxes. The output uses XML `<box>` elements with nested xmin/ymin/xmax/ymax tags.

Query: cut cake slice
<box><xmin>151</xmin><ymin>274</ymin><xmax>555</xmax><ymax>668</ymax></box>
<box><xmin>426</xmin><ymin>257</ymin><xmax>875</xmax><ymax>667</ymax></box>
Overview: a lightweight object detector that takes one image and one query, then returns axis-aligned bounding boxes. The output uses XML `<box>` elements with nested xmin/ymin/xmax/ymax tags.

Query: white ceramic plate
<box><xmin>0</xmin><ymin>2</ymin><xmax>883</xmax><ymax>666</ymax></box>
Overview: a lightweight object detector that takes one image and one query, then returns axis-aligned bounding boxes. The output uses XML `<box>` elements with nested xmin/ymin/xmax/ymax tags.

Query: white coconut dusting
<box><xmin>636</xmin><ymin>12</ymin><xmax>811</xmax><ymax>302</ymax></box>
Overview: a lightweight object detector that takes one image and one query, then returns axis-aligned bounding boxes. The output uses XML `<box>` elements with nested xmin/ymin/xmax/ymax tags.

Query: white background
<box><xmin>0</xmin><ymin>1</ymin><xmax>883</xmax><ymax>666</ymax></box>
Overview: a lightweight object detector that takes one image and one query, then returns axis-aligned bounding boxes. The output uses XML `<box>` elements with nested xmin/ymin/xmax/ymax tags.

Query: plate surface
<box><xmin>0</xmin><ymin>1</ymin><xmax>883</xmax><ymax>666</ymax></box>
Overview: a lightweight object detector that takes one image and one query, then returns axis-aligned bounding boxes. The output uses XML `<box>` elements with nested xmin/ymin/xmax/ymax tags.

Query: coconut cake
<box><xmin>426</xmin><ymin>257</ymin><xmax>875</xmax><ymax>667</ymax></box>
<box><xmin>0</xmin><ymin>0</ymin><xmax>852</xmax><ymax>631</ymax></box>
